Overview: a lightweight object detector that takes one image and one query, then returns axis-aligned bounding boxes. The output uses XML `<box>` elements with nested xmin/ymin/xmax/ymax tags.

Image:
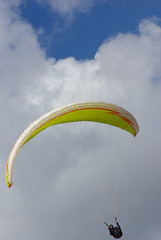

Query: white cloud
<box><xmin>0</xmin><ymin>2</ymin><xmax>160</xmax><ymax>240</ymax></box>
<box><xmin>36</xmin><ymin>0</ymin><xmax>106</xmax><ymax>17</ymax></box>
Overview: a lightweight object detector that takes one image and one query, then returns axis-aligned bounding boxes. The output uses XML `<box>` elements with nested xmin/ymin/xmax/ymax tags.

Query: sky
<box><xmin>0</xmin><ymin>0</ymin><xmax>161</xmax><ymax>240</ymax></box>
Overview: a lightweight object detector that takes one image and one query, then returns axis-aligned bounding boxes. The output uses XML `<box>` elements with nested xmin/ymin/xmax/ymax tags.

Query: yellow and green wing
<box><xmin>6</xmin><ymin>101</ymin><xmax>139</xmax><ymax>188</ymax></box>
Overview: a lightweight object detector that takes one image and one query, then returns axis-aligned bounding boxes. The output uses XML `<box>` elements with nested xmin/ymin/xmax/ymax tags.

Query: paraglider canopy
<box><xmin>6</xmin><ymin>101</ymin><xmax>139</xmax><ymax>188</ymax></box>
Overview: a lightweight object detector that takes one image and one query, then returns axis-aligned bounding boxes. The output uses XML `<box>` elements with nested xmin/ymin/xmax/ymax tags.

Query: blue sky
<box><xmin>20</xmin><ymin>0</ymin><xmax>161</xmax><ymax>60</ymax></box>
<box><xmin>0</xmin><ymin>1</ymin><xmax>161</xmax><ymax>240</ymax></box>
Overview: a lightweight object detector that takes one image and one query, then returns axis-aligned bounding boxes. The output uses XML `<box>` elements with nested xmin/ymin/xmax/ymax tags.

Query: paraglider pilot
<box><xmin>104</xmin><ymin>217</ymin><xmax>123</xmax><ymax>239</ymax></box>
